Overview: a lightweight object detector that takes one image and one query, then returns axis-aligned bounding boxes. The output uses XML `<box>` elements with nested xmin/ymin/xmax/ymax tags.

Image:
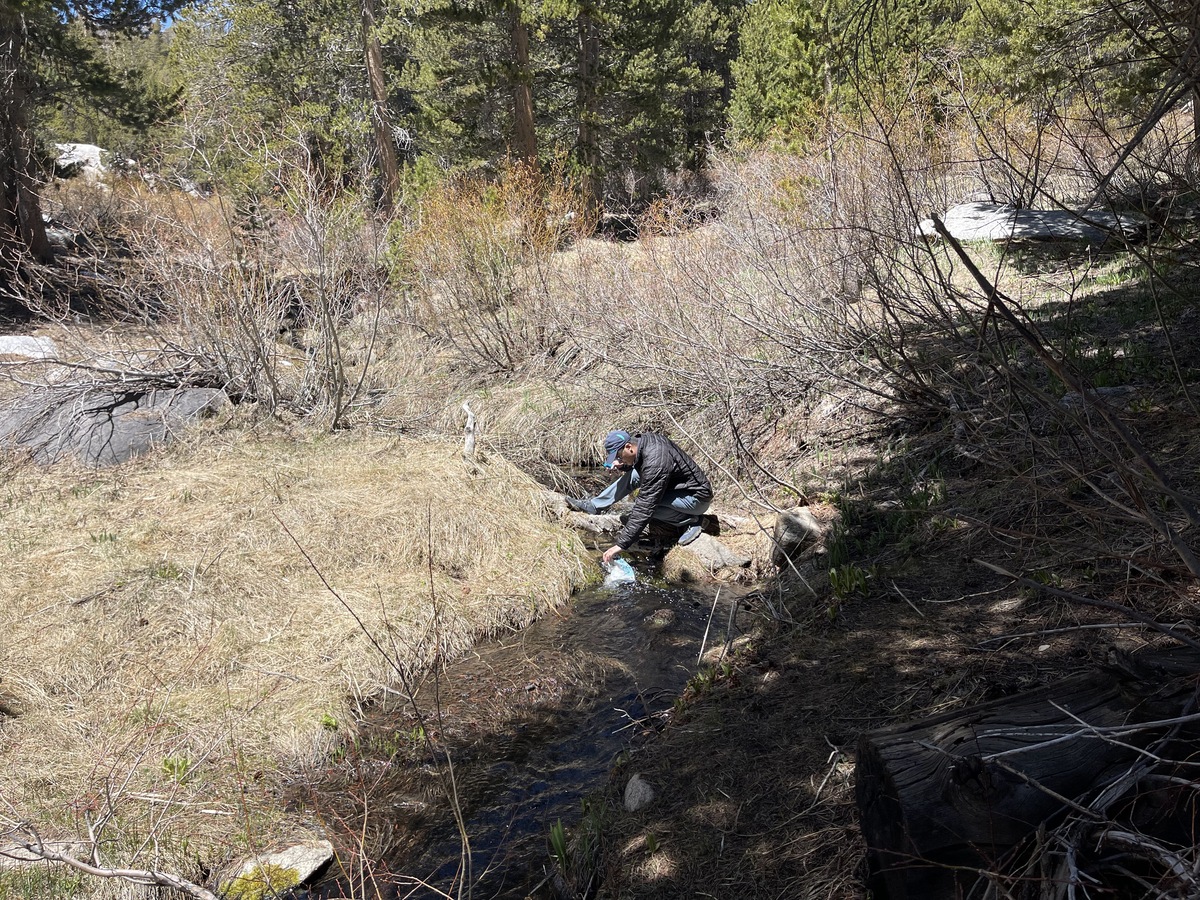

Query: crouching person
<box><xmin>568</xmin><ymin>430</ymin><xmax>713</xmax><ymax>563</ymax></box>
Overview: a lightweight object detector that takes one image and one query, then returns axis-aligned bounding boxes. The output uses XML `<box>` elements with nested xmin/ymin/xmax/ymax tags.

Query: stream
<box><xmin>301</xmin><ymin>552</ymin><xmax>745</xmax><ymax>899</ymax></box>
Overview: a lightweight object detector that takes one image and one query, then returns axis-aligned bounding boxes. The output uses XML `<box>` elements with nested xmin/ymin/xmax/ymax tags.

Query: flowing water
<box><xmin>302</xmin><ymin>553</ymin><xmax>746</xmax><ymax>899</ymax></box>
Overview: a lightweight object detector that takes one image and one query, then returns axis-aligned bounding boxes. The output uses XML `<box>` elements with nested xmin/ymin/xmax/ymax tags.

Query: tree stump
<box><xmin>855</xmin><ymin>646</ymin><xmax>1200</xmax><ymax>900</ymax></box>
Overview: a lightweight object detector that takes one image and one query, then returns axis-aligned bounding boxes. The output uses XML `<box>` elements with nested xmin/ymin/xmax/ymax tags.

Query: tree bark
<box><xmin>856</xmin><ymin>646</ymin><xmax>1200</xmax><ymax>900</ymax></box>
<box><xmin>0</xmin><ymin>7</ymin><xmax>53</xmax><ymax>288</ymax></box>
<box><xmin>509</xmin><ymin>2</ymin><xmax>537</xmax><ymax>165</ymax></box>
<box><xmin>361</xmin><ymin>0</ymin><xmax>400</xmax><ymax>212</ymax></box>
<box><xmin>575</xmin><ymin>2</ymin><xmax>600</xmax><ymax>212</ymax></box>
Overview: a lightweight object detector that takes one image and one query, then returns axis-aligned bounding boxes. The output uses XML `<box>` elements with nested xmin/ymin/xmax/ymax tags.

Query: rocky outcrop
<box><xmin>0</xmin><ymin>385</ymin><xmax>227</xmax><ymax>466</ymax></box>
<box><xmin>918</xmin><ymin>202</ymin><xmax>1147</xmax><ymax>245</ymax></box>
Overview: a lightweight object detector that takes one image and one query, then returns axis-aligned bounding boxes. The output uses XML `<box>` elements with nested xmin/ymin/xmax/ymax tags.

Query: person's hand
<box><xmin>602</xmin><ymin>545</ymin><xmax>623</xmax><ymax>565</ymax></box>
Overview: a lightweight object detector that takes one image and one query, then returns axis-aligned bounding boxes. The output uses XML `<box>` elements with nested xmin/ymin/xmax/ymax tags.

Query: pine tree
<box><xmin>394</xmin><ymin>0</ymin><xmax>539</xmax><ymax>171</ymax></box>
<box><xmin>38</xmin><ymin>18</ymin><xmax>179</xmax><ymax>161</ymax></box>
<box><xmin>955</xmin><ymin>0</ymin><xmax>1188</xmax><ymax>121</ymax></box>
<box><xmin>1</xmin><ymin>0</ymin><xmax>187</xmax><ymax>297</ymax></box>
<box><xmin>729</xmin><ymin>0</ymin><xmax>828</xmax><ymax>142</ymax></box>
<box><xmin>539</xmin><ymin>0</ymin><xmax>735</xmax><ymax>205</ymax></box>
<box><xmin>169</xmin><ymin>0</ymin><xmax>412</xmax><ymax>200</ymax></box>
<box><xmin>729</xmin><ymin>0</ymin><xmax>964</xmax><ymax>142</ymax></box>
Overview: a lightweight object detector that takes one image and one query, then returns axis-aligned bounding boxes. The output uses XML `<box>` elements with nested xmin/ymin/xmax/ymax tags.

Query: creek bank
<box><xmin>289</xmin><ymin>509</ymin><xmax>776</xmax><ymax>899</ymax></box>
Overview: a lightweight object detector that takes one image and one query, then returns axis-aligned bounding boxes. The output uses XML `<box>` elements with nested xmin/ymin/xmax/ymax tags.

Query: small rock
<box><xmin>771</xmin><ymin>507</ymin><xmax>823</xmax><ymax>567</ymax></box>
<box><xmin>624</xmin><ymin>773</ymin><xmax>655</xmax><ymax>812</ymax></box>
<box><xmin>225</xmin><ymin>840</ymin><xmax>334</xmax><ymax>896</ymax></box>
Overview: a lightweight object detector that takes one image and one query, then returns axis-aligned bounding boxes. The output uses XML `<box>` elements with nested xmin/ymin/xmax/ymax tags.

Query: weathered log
<box><xmin>855</xmin><ymin>647</ymin><xmax>1200</xmax><ymax>900</ymax></box>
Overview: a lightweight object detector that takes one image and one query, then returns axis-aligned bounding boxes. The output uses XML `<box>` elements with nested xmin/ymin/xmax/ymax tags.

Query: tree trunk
<box><xmin>855</xmin><ymin>646</ymin><xmax>1200</xmax><ymax>900</ymax></box>
<box><xmin>0</xmin><ymin>8</ymin><xmax>53</xmax><ymax>292</ymax></box>
<box><xmin>509</xmin><ymin>2</ymin><xmax>537</xmax><ymax>165</ymax></box>
<box><xmin>575</xmin><ymin>3</ymin><xmax>600</xmax><ymax>211</ymax></box>
<box><xmin>361</xmin><ymin>0</ymin><xmax>400</xmax><ymax>212</ymax></box>
<box><xmin>1191</xmin><ymin>23</ymin><xmax>1200</xmax><ymax>161</ymax></box>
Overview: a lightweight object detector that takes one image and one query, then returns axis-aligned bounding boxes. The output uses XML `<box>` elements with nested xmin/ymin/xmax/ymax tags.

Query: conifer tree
<box><xmin>2</xmin><ymin>0</ymin><xmax>186</xmax><ymax>291</ymax></box>
<box><xmin>729</xmin><ymin>0</ymin><xmax>963</xmax><ymax>141</ymax></box>
<box><xmin>539</xmin><ymin>0</ymin><xmax>734</xmax><ymax>205</ymax></box>
<box><xmin>955</xmin><ymin>0</ymin><xmax>1195</xmax><ymax>124</ymax></box>
<box><xmin>169</xmin><ymin>0</ymin><xmax>412</xmax><ymax>201</ymax></box>
<box><xmin>395</xmin><ymin>0</ymin><xmax>537</xmax><ymax>169</ymax></box>
<box><xmin>39</xmin><ymin>18</ymin><xmax>178</xmax><ymax>160</ymax></box>
<box><xmin>729</xmin><ymin>0</ymin><xmax>828</xmax><ymax>141</ymax></box>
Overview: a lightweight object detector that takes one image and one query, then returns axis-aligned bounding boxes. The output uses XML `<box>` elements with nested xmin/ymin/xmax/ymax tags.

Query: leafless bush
<box><xmin>102</xmin><ymin>149</ymin><xmax>393</xmax><ymax>428</ymax></box>
<box><xmin>397</xmin><ymin>163</ymin><xmax>591</xmax><ymax>375</ymax></box>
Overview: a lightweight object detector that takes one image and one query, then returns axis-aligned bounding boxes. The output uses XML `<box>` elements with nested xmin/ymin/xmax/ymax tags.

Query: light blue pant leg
<box><xmin>651</xmin><ymin>490</ymin><xmax>711</xmax><ymax>527</ymax></box>
<box><xmin>590</xmin><ymin>469</ymin><xmax>639</xmax><ymax>511</ymax></box>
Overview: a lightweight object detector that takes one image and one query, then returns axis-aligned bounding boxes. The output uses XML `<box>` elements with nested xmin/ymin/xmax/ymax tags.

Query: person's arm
<box><xmin>612</xmin><ymin>462</ymin><xmax>669</xmax><ymax>550</ymax></box>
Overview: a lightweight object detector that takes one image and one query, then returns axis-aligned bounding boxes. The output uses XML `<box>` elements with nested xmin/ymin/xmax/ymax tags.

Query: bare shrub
<box><xmin>397</xmin><ymin>163</ymin><xmax>591</xmax><ymax>374</ymax></box>
<box><xmin>22</xmin><ymin>141</ymin><xmax>395</xmax><ymax>431</ymax></box>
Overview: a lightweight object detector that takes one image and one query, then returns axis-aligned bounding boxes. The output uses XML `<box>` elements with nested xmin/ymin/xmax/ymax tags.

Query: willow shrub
<box><xmin>397</xmin><ymin>162</ymin><xmax>592</xmax><ymax>375</ymax></box>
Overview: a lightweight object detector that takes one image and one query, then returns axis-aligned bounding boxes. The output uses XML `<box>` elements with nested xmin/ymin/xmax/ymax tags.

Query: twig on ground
<box><xmin>1</xmin><ymin>824</ymin><xmax>219</xmax><ymax>900</ymax></box>
<box><xmin>973</xmin><ymin>558</ymin><xmax>1200</xmax><ymax>653</ymax></box>
<box><xmin>698</xmin><ymin>587</ymin><xmax>722</xmax><ymax>663</ymax></box>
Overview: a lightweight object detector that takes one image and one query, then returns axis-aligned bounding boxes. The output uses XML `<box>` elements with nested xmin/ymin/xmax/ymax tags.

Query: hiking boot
<box><xmin>678</xmin><ymin>523</ymin><xmax>703</xmax><ymax>546</ymax></box>
<box><xmin>635</xmin><ymin>536</ymin><xmax>666</xmax><ymax>553</ymax></box>
<box><xmin>566</xmin><ymin>496</ymin><xmax>598</xmax><ymax>515</ymax></box>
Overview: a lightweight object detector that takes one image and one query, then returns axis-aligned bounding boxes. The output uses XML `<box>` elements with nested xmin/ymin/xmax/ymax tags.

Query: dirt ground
<box><xmin>592</xmin><ymin>554</ymin><xmax>1172</xmax><ymax>899</ymax></box>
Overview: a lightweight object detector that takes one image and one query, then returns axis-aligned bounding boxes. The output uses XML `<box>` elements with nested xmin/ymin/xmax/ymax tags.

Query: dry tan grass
<box><xmin>0</xmin><ymin>423</ymin><xmax>588</xmax><ymax>864</ymax></box>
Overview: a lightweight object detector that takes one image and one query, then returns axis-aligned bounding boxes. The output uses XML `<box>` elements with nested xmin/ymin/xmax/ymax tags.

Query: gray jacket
<box><xmin>615</xmin><ymin>432</ymin><xmax>713</xmax><ymax>549</ymax></box>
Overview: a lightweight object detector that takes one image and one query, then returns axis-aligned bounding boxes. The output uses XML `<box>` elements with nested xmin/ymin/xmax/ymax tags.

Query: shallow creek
<box><xmin>301</xmin><ymin>553</ymin><xmax>746</xmax><ymax>899</ymax></box>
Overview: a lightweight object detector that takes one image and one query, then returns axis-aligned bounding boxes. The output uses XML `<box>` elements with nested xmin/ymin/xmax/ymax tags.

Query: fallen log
<box><xmin>855</xmin><ymin>646</ymin><xmax>1200</xmax><ymax>900</ymax></box>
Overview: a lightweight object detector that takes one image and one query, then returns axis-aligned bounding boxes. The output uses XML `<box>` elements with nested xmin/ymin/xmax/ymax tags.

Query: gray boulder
<box><xmin>54</xmin><ymin>143</ymin><xmax>110</xmax><ymax>181</ymax></box>
<box><xmin>772</xmin><ymin>507</ymin><xmax>823</xmax><ymax>567</ymax></box>
<box><xmin>0</xmin><ymin>386</ymin><xmax>227</xmax><ymax>466</ymax></box>
<box><xmin>919</xmin><ymin>202</ymin><xmax>1146</xmax><ymax>244</ymax></box>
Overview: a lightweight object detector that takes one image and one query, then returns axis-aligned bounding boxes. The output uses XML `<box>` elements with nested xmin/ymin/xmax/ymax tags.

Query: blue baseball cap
<box><xmin>603</xmin><ymin>430</ymin><xmax>631</xmax><ymax>467</ymax></box>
